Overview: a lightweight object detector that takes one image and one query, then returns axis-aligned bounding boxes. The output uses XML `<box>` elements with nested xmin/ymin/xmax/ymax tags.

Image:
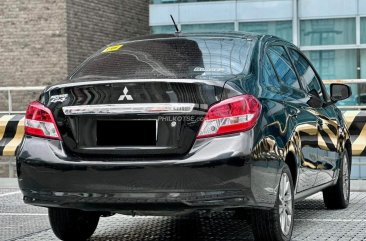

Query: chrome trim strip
<box><xmin>62</xmin><ymin>103</ymin><xmax>195</xmax><ymax>115</ymax></box>
<box><xmin>46</xmin><ymin>79</ymin><xmax>225</xmax><ymax>92</ymax></box>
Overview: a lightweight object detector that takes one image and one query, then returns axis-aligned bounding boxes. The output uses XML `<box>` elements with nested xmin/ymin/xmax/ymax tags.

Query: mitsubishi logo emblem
<box><xmin>118</xmin><ymin>87</ymin><xmax>133</xmax><ymax>101</ymax></box>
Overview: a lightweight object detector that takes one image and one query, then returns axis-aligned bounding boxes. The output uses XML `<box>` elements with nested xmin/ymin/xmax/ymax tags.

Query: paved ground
<box><xmin>1</xmin><ymin>187</ymin><xmax>366</xmax><ymax>241</ymax></box>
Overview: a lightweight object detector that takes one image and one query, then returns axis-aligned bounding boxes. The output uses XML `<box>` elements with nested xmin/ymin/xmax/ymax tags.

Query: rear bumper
<box><xmin>16</xmin><ymin>133</ymin><xmax>281</xmax><ymax>213</ymax></box>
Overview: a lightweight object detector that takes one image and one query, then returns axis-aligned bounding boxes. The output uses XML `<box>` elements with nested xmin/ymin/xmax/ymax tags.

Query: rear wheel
<box><xmin>323</xmin><ymin>150</ymin><xmax>350</xmax><ymax>209</ymax></box>
<box><xmin>48</xmin><ymin>208</ymin><xmax>100</xmax><ymax>241</ymax></box>
<box><xmin>250</xmin><ymin>164</ymin><xmax>294</xmax><ymax>241</ymax></box>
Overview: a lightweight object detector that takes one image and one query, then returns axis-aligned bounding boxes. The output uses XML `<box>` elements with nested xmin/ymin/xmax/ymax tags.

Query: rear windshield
<box><xmin>70</xmin><ymin>37</ymin><xmax>255</xmax><ymax>81</ymax></box>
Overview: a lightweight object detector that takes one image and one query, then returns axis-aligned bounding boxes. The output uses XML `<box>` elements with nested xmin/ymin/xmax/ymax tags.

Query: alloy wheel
<box><xmin>343</xmin><ymin>155</ymin><xmax>350</xmax><ymax>201</ymax></box>
<box><xmin>278</xmin><ymin>172</ymin><xmax>292</xmax><ymax>236</ymax></box>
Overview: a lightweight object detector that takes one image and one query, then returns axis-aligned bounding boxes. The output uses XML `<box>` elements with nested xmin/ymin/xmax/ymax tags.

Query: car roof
<box><xmin>113</xmin><ymin>31</ymin><xmax>289</xmax><ymax>45</ymax></box>
<box><xmin>110</xmin><ymin>32</ymin><xmax>298</xmax><ymax>52</ymax></box>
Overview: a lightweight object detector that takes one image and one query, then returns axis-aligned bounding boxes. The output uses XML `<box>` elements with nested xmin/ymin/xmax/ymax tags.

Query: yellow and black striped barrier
<box><xmin>343</xmin><ymin>110</ymin><xmax>366</xmax><ymax>156</ymax></box>
<box><xmin>0</xmin><ymin>115</ymin><xmax>25</xmax><ymax>156</ymax></box>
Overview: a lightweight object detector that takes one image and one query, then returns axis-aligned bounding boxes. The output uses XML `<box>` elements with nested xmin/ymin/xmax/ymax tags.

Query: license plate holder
<box><xmin>96</xmin><ymin>119</ymin><xmax>157</xmax><ymax>146</ymax></box>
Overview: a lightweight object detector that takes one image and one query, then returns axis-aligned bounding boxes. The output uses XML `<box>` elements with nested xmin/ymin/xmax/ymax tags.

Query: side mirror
<box><xmin>330</xmin><ymin>84</ymin><xmax>351</xmax><ymax>102</ymax></box>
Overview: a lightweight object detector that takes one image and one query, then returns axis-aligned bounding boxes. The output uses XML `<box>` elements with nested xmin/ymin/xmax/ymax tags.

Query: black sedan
<box><xmin>17</xmin><ymin>32</ymin><xmax>352</xmax><ymax>241</ymax></box>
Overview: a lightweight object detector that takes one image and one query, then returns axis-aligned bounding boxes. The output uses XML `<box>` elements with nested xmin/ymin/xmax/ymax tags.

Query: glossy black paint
<box><xmin>16</xmin><ymin>32</ymin><xmax>351</xmax><ymax>215</ymax></box>
<box><xmin>18</xmin><ymin>132</ymin><xmax>279</xmax><ymax>214</ymax></box>
<box><xmin>41</xmin><ymin>80</ymin><xmax>227</xmax><ymax>156</ymax></box>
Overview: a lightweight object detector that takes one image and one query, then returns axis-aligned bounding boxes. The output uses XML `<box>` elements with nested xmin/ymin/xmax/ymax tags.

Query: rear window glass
<box><xmin>70</xmin><ymin>37</ymin><xmax>254</xmax><ymax>81</ymax></box>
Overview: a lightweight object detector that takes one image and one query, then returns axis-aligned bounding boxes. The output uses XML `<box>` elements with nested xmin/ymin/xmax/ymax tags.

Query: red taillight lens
<box><xmin>197</xmin><ymin>95</ymin><xmax>261</xmax><ymax>139</ymax></box>
<box><xmin>25</xmin><ymin>101</ymin><xmax>61</xmax><ymax>139</ymax></box>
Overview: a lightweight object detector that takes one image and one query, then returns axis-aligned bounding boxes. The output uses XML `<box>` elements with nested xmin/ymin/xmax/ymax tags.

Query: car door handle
<box><xmin>288</xmin><ymin>108</ymin><xmax>298</xmax><ymax>117</ymax></box>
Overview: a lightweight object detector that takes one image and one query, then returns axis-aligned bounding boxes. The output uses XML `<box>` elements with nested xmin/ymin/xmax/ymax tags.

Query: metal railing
<box><xmin>323</xmin><ymin>79</ymin><xmax>366</xmax><ymax>84</ymax></box>
<box><xmin>0</xmin><ymin>86</ymin><xmax>45</xmax><ymax>114</ymax></box>
<box><xmin>323</xmin><ymin>79</ymin><xmax>366</xmax><ymax>110</ymax></box>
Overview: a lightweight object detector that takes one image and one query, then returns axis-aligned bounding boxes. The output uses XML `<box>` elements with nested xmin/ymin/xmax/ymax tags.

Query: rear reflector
<box><xmin>25</xmin><ymin>101</ymin><xmax>60</xmax><ymax>139</ymax></box>
<box><xmin>197</xmin><ymin>95</ymin><xmax>261</xmax><ymax>139</ymax></box>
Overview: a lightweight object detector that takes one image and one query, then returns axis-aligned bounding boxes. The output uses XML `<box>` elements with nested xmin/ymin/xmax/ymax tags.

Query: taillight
<box><xmin>197</xmin><ymin>95</ymin><xmax>261</xmax><ymax>139</ymax></box>
<box><xmin>25</xmin><ymin>101</ymin><xmax>61</xmax><ymax>139</ymax></box>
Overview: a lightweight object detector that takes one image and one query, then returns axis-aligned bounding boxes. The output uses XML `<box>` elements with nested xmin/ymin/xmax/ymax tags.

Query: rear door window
<box><xmin>267</xmin><ymin>46</ymin><xmax>300</xmax><ymax>89</ymax></box>
<box><xmin>262</xmin><ymin>54</ymin><xmax>281</xmax><ymax>88</ymax></box>
<box><xmin>289</xmin><ymin>48</ymin><xmax>324</xmax><ymax>100</ymax></box>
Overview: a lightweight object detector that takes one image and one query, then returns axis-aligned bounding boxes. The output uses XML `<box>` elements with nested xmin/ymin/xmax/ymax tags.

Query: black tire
<box><xmin>323</xmin><ymin>149</ymin><xmax>350</xmax><ymax>209</ymax></box>
<box><xmin>250</xmin><ymin>164</ymin><xmax>294</xmax><ymax>241</ymax></box>
<box><xmin>48</xmin><ymin>208</ymin><xmax>100</xmax><ymax>241</ymax></box>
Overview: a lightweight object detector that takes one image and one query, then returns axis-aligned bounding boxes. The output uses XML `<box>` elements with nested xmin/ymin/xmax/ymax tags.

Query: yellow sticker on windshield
<box><xmin>102</xmin><ymin>44</ymin><xmax>123</xmax><ymax>53</ymax></box>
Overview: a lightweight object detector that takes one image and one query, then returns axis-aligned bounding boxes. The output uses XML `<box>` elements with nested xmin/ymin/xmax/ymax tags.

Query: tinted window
<box><xmin>268</xmin><ymin>46</ymin><xmax>300</xmax><ymax>89</ymax></box>
<box><xmin>71</xmin><ymin>37</ymin><xmax>254</xmax><ymax>81</ymax></box>
<box><xmin>289</xmin><ymin>48</ymin><xmax>323</xmax><ymax>100</ymax></box>
<box><xmin>262</xmin><ymin>54</ymin><xmax>280</xmax><ymax>88</ymax></box>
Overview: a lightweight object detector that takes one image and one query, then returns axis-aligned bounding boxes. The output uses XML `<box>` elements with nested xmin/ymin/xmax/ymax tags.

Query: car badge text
<box><xmin>118</xmin><ymin>87</ymin><xmax>133</xmax><ymax>101</ymax></box>
<box><xmin>50</xmin><ymin>94</ymin><xmax>68</xmax><ymax>103</ymax></box>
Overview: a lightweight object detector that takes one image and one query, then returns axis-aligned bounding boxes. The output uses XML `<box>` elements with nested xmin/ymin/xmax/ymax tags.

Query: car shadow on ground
<box><xmin>3</xmin><ymin>192</ymin><xmax>364</xmax><ymax>241</ymax></box>
<box><xmin>89</xmin><ymin>195</ymin><xmax>329</xmax><ymax>241</ymax></box>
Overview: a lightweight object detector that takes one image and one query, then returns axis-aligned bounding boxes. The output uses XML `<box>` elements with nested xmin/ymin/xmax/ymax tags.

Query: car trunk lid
<box><xmin>42</xmin><ymin>80</ymin><xmax>229</xmax><ymax>157</ymax></box>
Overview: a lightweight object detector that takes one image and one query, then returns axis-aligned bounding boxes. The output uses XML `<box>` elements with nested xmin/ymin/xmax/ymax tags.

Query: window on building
<box><xmin>361</xmin><ymin>49</ymin><xmax>366</xmax><ymax>78</ymax></box>
<box><xmin>267</xmin><ymin>46</ymin><xmax>300</xmax><ymax>89</ymax></box>
<box><xmin>300</xmin><ymin>18</ymin><xmax>356</xmax><ymax>46</ymax></box>
<box><xmin>289</xmin><ymin>48</ymin><xmax>323</xmax><ymax>100</ymax></box>
<box><xmin>181</xmin><ymin>23</ymin><xmax>234</xmax><ymax>33</ymax></box>
<box><xmin>303</xmin><ymin>50</ymin><xmax>357</xmax><ymax>80</ymax></box>
<box><xmin>361</xmin><ymin>17</ymin><xmax>366</xmax><ymax>44</ymax></box>
<box><xmin>239</xmin><ymin>21</ymin><xmax>292</xmax><ymax>42</ymax></box>
<box><xmin>151</xmin><ymin>25</ymin><xmax>176</xmax><ymax>34</ymax></box>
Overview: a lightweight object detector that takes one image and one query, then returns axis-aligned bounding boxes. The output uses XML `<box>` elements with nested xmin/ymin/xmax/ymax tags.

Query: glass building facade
<box><xmin>150</xmin><ymin>0</ymin><xmax>366</xmax><ymax>80</ymax></box>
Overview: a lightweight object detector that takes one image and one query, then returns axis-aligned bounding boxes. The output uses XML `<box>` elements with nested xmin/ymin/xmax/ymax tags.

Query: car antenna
<box><xmin>170</xmin><ymin>14</ymin><xmax>180</xmax><ymax>33</ymax></box>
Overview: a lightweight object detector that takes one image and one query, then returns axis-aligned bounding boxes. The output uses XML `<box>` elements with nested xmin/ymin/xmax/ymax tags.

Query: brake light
<box><xmin>197</xmin><ymin>95</ymin><xmax>261</xmax><ymax>139</ymax></box>
<box><xmin>25</xmin><ymin>101</ymin><xmax>60</xmax><ymax>139</ymax></box>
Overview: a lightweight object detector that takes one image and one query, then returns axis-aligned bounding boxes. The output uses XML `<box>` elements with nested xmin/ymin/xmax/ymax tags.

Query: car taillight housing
<box><xmin>197</xmin><ymin>95</ymin><xmax>261</xmax><ymax>139</ymax></box>
<box><xmin>25</xmin><ymin>101</ymin><xmax>60</xmax><ymax>139</ymax></box>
